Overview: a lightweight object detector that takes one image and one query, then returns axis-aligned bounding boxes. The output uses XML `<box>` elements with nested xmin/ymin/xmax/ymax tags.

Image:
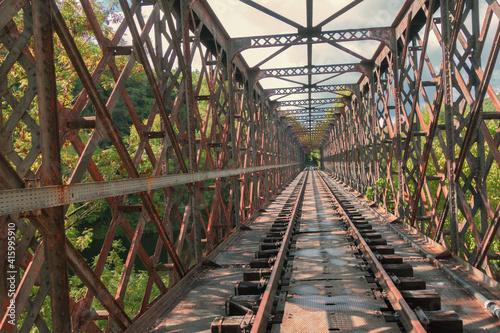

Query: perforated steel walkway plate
<box><xmin>274</xmin><ymin>295</ymin><xmax>400</xmax><ymax>332</ymax></box>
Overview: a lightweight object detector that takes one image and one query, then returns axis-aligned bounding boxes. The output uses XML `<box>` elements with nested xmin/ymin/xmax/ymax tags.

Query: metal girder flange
<box><xmin>278</xmin><ymin>97</ymin><xmax>344</xmax><ymax>107</ymax></box>
<box><xmin>278</xmin><ymin>107</ymin><xmax>344</xmax><ymax>115</ymax></box>
<box><xmin>265</xmin><ymin>84</ymin><xmax>356</xmax><ymax>97</ymax></box>
<box><xmin>250</xmin><ymin>63</ymin><xmax>370</xmax><ymax>82</ymax></box>
<box><xmin>282</xmin><ymin>114</ymin><xmax>338</xmax><ymax>121</ymax></box>
<box><xmin>294</xmin><ymin>129</ymin><xmax>326</xmax><ymax>134</ymax></box>
<box><xmin>230</xmin><ymin>27</ymin><xmax>394</xmax><ymax>56</ymax></box>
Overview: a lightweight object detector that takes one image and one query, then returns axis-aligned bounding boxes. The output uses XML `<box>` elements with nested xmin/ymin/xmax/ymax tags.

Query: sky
<box><xmin>209</xmin><ymin>0</ymin><xmax>499</xmax><ymax>90</ymax></box>
<box><xmin>112</xmin><ymin>1</ymin><xmax>403</xmax><ymax>87</ymax></box>
<box><xmin>208</xmin><ymin>0</ymin><xmax>403</xmax><ymax>91</ymax></box>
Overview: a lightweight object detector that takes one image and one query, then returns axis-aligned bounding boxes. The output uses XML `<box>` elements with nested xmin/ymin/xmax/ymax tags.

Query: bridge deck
<box><xmin>146</xmin><ymin>176</ymin><xmax>304</xmax><ymax>332</ymax></box>
<box><xmin>147</xmin><ymin>171</ymin><xmax>500</xmax><ymax>332</ymax></box>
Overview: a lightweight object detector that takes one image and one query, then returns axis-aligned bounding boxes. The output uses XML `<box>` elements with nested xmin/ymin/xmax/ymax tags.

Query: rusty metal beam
<box><xmin>282</xmin><ymin>114</ymin><xmax>337</xmax><ymax>121</ymax></box>
<box><xmin>252</xmin><ymin>63</ymin><xmax>366</xmax><ymax>81</ymax></box>
<box><xmin>266</xmin><ymin>84</ymin><xmax>355</xmax><ymax>97</ymax></box>
<box><xmin>231</xmin><ymin>27</ymin><xmax>393</xmax><ymax>54</ymax></box>
<box><xmin>32</xmin><ymin>0</ymin><xmax>71</xmax><ymax>330</ymax></box>
<box><xmin>278</xmin><ymin>97</ymin><xmax>344</xmax><ymax>107</ymax></box>
<box><xmin>0</xmin><ymin>164</ymin><xmax>297</xmax><ymax>217</ymax></box>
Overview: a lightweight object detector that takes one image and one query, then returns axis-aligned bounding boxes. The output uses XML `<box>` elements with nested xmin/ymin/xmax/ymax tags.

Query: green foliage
<box><xmin>305</xmin><ymin>149</ymin><xmax>320</xmax><ymax>167</ymax></box>
<box><xmin>68</xmin><ymin>239</ymin><xmax>162</xmax><ymax>329</ymax></box>
<box><xmin>109</xmin><ymin>74</ymin><xmax>156</xmax><ymax>138</ymax></box>
<box><xmin>74</xmin><ymin>228</ymin><xmax>94</xmax><ymax>251</ymax></box>
<box><xmin>366</xmin><ymin>186</ymin><xmax>375</xmax><ymax>201</ymax></box>
<box><xmin>364</xmin><ymin>170</ymin><xmax>396</xmax><ymax>213</ymax></box>
<box><xmin>365</xmin><ymin>96</ymin><xmax>500</xmax><ymax>274</ymax></box>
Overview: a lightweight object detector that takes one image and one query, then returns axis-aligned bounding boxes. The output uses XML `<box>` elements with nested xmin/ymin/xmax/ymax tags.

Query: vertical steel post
<box><xmin>393</xmin><ymin>44</ymin><xmax>406</xmax><ymax>221</ymax></box>
<box><xmin>441</xmin><ymin>0</ymin><xmax>459</xmax><ymax>254</ymax></box>
<box><xmin>319</xmin><ymin>146</ymin><xmax>324</xmax><ymax>170</ymax></box>
<box><xmin>32</xmin><ymin>0</ymin><xmax>71</xmax><ymax>330</ymax></box>
<box><xmin>181</xmin><ymin>0</ymin><xmax>202</xmax><ymax>262</ymax></box>
<box><xmin>227</xmin><ymin>59</ymin><xmax>240</xmax><ymax>227</ymax></box>
<box><xmin>248</xmin><ymin>81</ymin><xmax>258</xmax><ymax>212</ymax></box>
<box><xmin>471</xmin><ymin>0</ymin><xmax>489</xmax><ymax>254</ymax></box>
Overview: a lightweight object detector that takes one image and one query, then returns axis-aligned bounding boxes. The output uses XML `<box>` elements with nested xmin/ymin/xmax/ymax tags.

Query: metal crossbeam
<box><xmin>232</xmin><ymin>27</ymin><xmax>393</xmax><ymax>54</ymax></box>
<box><xmin>0</xmin><ymin>164</ymin><xmax>296</xmax><ymax>216</ymax></box>
<box><xmin>278</xmin><ymin>97</ymin><xmax>344</xmax><ymax>107</ymax></box>
<box><xmin>282</xmin><ymin>114</ymin><xmax>336</xmax><ymax>121</ymax></box>
<box><xmin>254</xmin><ymin>63</ymin><xmax>365</xmax><ymax>81</ymax></box>
<box><xmin>278</xmin><ymin>107</ymin><xmax>344</xmax><ymax>115</ymax></box>
<box><xmin>266</xmin><ymin>84</ymin><xmax>355</xmax><ymax>97</ymax></box>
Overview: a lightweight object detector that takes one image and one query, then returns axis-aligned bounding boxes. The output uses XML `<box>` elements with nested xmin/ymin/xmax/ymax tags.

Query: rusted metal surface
<box><xmin>0</xmin><ymin>163</ymin><xmax>298</xmax><ymax>216</ymax></box>
<box><xmin>317</xmin><ymin>171</ymin><xmax>426</xmax><ymax>332</ymax></box>
<box><xmin>145</xmin><ymin>172</ymin><xmax>307</xmax><ymax>333</ymax></box>
<box><xmin>325</xmin><ymin>170</ymin><xmax>500</xmax><ymax>330</ymax></box>
<box><xmin>0</xmin><ymin>0</ymin><xmax>302</xmax><ymax>331</ymax></box>
<box><xmin>146</xmin><ymin>168</ymin><xmax>499</xmax><ymax>332</ymax></box>
<box><xmin>32</xmin><ymin>0</ymin><xmax>72</xmax><ymax>331</ymax></box>
<box><xmin>320</xmin><ymin>0</ymin><xmax>500</xmax><ymax>283</ymax></box>
<box><xmin>1</xmin><ymin>0</ymin><xmax>500</xmax><ymax>330</ymax></box>
<box><xmin>251</xmin><ymin>170</ymin><xmax>307</xmax><ymax>333</ymax></box>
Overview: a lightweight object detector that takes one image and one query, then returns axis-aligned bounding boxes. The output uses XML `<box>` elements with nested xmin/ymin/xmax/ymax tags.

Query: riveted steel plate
<box><xmin>273</xmin><ymin>295</ymin><xmax>400</xmax><ymax>332</ymax></box>
<box><xmin>287</xmin><ymin>276</ymin><xmax>375</xmax><ymax>297</ymax></box>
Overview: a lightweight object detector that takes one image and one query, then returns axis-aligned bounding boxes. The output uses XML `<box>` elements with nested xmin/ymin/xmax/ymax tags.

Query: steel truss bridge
<box><xmin>0</xmin><ymin>0</ymin><xmax>500</xmax><ymax>331</ymax></box>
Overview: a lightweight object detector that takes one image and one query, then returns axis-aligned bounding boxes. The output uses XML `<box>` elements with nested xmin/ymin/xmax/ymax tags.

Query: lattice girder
<box><xmin>0</xmin><ymin>0</ymin><xmax>302</xmax><ymax>331</ymax></box>
<box><xmin>321</xmin><ymin>0</ymin><xmax>500</xmax><ymax>281</ymax></box>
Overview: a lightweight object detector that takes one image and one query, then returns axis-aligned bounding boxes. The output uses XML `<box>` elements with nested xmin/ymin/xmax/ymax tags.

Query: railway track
<box><xmin>315</xmin><ymin>171</ymin><xmax>454</xmax><ymax>332</ymax></box>
<box><xmin>207</xmin><ymin>167</ymin><xmax>500</xmax><ymax>333</ymax></box>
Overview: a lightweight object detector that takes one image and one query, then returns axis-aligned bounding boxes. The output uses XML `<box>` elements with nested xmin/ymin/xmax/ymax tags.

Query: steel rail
<box><xmin>0</xmin><ymin>163</ymin><xmax>298</xmax><ymax>216</ymax></box>
<box><xmin>251</xmin><ymin>169</ymin><xmax>309</xmax><ymax>333</ymax></box>
<box><xmin>326</xmin><ymin>171</ymin><xmax>500</xmax><ymax>320</ymax></box>
<box><xmin>316</xmin><ymin>170</ymin><xmax>426</xmax><ymax>333</ymax></box>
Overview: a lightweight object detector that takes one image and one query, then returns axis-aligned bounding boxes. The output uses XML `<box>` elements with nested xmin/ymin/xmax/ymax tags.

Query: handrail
<box><xmin>0</xmin><ymin>163</ymin><xmax>299</xmax><ymax>216</ymax></box>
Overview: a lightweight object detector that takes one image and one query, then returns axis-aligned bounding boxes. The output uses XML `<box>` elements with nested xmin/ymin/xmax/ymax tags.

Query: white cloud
<box><xmin>206</xmin><ymin>0</ymin><xmax>407</xmax><ymax>91</ymax></box>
